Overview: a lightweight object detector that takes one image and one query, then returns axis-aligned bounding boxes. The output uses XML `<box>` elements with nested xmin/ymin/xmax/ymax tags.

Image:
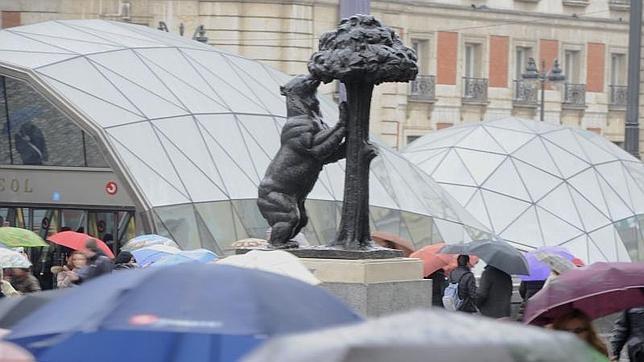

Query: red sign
<box><xmin>105</xmin><ymin>181</ymin><xmax>118</xmax><ymax>195</ymax></box>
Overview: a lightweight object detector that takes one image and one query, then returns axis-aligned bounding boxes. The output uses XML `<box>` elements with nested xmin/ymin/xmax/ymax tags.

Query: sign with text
<box><xmin>0</xmin><ymin>166</ymin><xmax>135</xmax><ymax>208</ymax></box>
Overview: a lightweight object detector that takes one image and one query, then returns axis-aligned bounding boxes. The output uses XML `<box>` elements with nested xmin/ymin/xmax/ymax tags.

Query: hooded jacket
<box><xmin>448</xmin><ymin>266</ymin><xmax>477</xmax><ymax>313</ymax></box>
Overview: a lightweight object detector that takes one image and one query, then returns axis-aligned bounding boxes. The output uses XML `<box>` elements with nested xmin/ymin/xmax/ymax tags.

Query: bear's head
<box><xmin>280</xmin><ymin>74</ymin><xmax>321</xmax><ymax>118</ymax></box>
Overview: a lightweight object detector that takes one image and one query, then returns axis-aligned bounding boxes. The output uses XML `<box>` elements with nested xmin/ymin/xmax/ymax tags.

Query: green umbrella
<box><xmin>0</xmin><ymin>227</ymin><xmax>48</xmax><ymax>248</ymax></box>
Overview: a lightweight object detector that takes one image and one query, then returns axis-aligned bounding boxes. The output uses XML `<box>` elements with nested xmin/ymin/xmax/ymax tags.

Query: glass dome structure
<box><xmin>403</xmin><ymin>118</ymin><xmax>644</xmax><ymax>262</ymax></box>
<box><xmin>0</xmin><ymin>20</ymin><xmax>490</xmax><ymax>253</ymax></box>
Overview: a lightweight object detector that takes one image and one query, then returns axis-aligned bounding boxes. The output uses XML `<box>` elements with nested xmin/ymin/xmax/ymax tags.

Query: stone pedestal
<box><xmin>300</xmin><ymin>258</ymin><xmax>432</xmax><ymax>317</ymax></box>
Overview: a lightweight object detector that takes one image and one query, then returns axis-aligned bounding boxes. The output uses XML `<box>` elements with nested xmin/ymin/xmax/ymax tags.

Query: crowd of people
<box><xmin>2</xmin><ymin>239</ymin><xmax>134</xmax><ymax>294</ymax></box>
<box><xmin>428</xmin><ymin>254</ymin><xmax>643</xmax><ymax>361</ymax></box>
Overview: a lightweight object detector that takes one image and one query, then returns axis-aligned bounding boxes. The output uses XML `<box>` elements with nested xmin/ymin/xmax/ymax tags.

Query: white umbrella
<box><xmin>0</xmin><ymin>248</ymin><xmax>31</xmax><ymax>269</ymax></box>
<box><xmin>217</xmin><ymin>250</ymin><xmax>321</xmax><ymax>285</ymax></box>
<box><xmin>121</xmin><ymin>234</ymin><xmax>179</xmax><ymax>251</ymax></box>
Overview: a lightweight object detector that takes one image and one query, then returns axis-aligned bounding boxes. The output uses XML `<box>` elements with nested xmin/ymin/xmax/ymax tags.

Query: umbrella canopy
<box><xmin>534</xmin><ymin>252</ymin><xmax>576</xmax><ymax>275</ymax></box>
<box><xmin>440</xmin><ymin>239</ymin><xmax>529</xmax><ymax>275</ymax></box>
<box><xmin>0</xmin><ymin>289</ymin><xmax>68</xmax><ymax>329</ymax></box>
<box><xmin>217</xmin><ymin>250</ymin><xmax>320</xmax><ymax>285</ymax></box>
<box><xmin>371</xmin><ymin>231</ymin><xmax>414</xmax><ymax>256</ymax></box>
<box><xmin>243</xmin><ymin>310</ymin><xmax>607</xmax><ymax>362</ymax></box>
<box><xmin>7</xmin><ymin>264</ymin><xmax>361</xmax><ymax>362</ymax></box>
<box><xmin>0</xmin><ymin>227</ymin><xmax>47</xmax><ymax>248</ymax></box>
<box><xmin>524</xmin><ymin>262</ymin><xmax>644</xmax><ymax>326</ymax></box>
<box><xmin>131</xmin><ymin>245</ymin><xmax>181</xmax><ymax>266</ymax></box>
<box><xmin>152</xmin><ymin>249</ymin><xmax>218</xmax><ymax>267</ymax></box>
<box><xmin>47</xmin><ymin>231</ymin><xmax>114</xmax><ymax>258</ymax></box>
<box><xmin>410</xmin><ymin>243</ymin><xmax>453</xmax><ymax>276</ymax></box>
<box><xmin>521</xmin><ymin>246</ymin><xmax>576</xmax><ymax>281</ymax></box>
<box><xmin>0</xmin><ymin>248</ymin><xmax>31</xmax><ymax>269</ymax></box>
<box><xmin>122</xmin><ymin>234</ymin><xmax>180</xmax><ymax>252</ymax></box>
<box><xmin>0</xmin><ymin>341</ymin><xmax>35</xmax><ymax>362</ymax></box>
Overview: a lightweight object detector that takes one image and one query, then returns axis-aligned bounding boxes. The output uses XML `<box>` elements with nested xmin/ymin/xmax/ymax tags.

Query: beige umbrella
<box><xmin>0</xmin><ymin>340</ymin><xmax>35</xmax><ymax>362</ymax></box>
<box><xmin>217</xmin><ymin>250</ymin><xmax>321</xmax><ymax>285</ymax></box>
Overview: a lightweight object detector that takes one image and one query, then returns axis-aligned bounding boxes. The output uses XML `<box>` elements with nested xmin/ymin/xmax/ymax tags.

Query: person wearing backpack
<box><xmin>444</xmin><ymin>255</ymin><xmax>478</xmax><ymax>313</ymax></box>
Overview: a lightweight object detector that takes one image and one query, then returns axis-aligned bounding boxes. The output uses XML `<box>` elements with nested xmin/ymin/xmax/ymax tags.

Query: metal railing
<box><xmin>512</xmin><ymin>79</ymin><xmax>538</xmax><ymax>106</ymax></box>
<box><xmin>409</xmin><ymin>75</ymin><xmax>436</xmax><ymax>101</ymax></box>
<box><xmin>563</xmin><ymin>83</ymin><xmax>586</xmax><ymax>107</ymax></box>
<box><xmin>610</xmin><ymin>85</ymin><xmax>627</xmax><ymax>109</ymax></box>
<box><xmin>462</xmin><ymin>77</ymin><xmax>488</xmax><ymax>104</ymax></box>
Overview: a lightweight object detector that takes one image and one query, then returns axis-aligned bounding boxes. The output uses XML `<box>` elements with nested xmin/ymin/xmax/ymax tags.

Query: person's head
<box><xmin>67</xmin><ymin>251</ymin><xmax>87</xmax><ymax>269</ymax></box>
<box><xmin>114</xmin><ymin>251</ymin><xmax>133</xmax><ymax>265</ymax></box>
<box><xmin>552</xmin><ymin>309</ymin><xmax>608</xmax><ymax>356</ymax></box>
<box><xmin>84</xmin><ymin>239</ymin><xmax>101</xmax><ymax>258</ymax></box>
<box><xmin>457</xmin><ymin>254</ymin><xmax>470</xmax><ymax>268</ymax></box>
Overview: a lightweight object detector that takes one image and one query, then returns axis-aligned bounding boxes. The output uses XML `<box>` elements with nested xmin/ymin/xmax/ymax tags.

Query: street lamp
<box><xmin>522</xmin><ymin>57</ymin><xmax>565</xmax><ymax>122</ymax></box>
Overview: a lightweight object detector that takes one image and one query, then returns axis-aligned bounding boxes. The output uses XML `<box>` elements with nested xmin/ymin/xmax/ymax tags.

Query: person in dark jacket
<box><xmin>113</xmin><ymin>251</ymin><xmax>137</xmax><ymax>271</ymax></box>
<box><xmin>448</xmin><ymin>255</ymin><xmax>477</xmax><ymax>313</ymax></box>
<box><xmin>73</xmin><ymin>239</ymin><xmax>113</xmax><ymax>284</ymax></box>
<box><xmin>426</xmin><ymin>268</ymin><xmax>447</xmax><ymax>308</ymax></box>
<box><xmin>476</xmin><ymin>265</ymin><xmax>512</xmax><ymax>318</ymax></box>
<box><xmin>610</xmin><ymin>307</ymin><xmax>644</xmax><ymax>361</ymax></box>
<box><xmin>517</xmin><ymin>279</ymin><xmax>545</xmax><ymax>321</ymax></box>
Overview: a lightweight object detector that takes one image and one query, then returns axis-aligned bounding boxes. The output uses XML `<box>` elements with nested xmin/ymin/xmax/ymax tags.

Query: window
<box><xmin>515</xmin><ymin>47</ymin><xmax>533</xmax><ymax>80</ymax></box>
<box><xmin>412</xmin><ymin>39</ymin><xmax>430</xmax><ymax>75</ymax></box>
<box><xmin>564</xmin><ymin>50</ymin><xmax>581</xmax><ymax>83</ymax></box>
<box><xmin>0</xmin><ymin>76</ymin><xmax>109</xmax><ymax>167</ymax></box>
<box><xmin>611</xmin><ymin>53</ymin><xmax>626</xmax><ymax>86</ymax></box>
<box><xmin>406</xmin><ymin>135</ymin><xmax>421</xmax><ymax>145</ymax></box>
<box><xmin>464</xmin><ymin>43</ymin><xmax>482</xmax><ymax>78</ymax></box>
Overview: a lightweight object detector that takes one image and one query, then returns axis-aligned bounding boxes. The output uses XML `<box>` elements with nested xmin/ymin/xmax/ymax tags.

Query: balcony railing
<box><xmin>409</xmin><ymin>75</ymin><xmax>436</xmax><ymax>102</ymax></box>
<box><xmin>563</xmin><ymin>83</ymin><xmax>586</xmax><ymax>108</ymax></box>
<box><xmin>609</xmin><ymin>85</ymin><xmax>627</xmax><ymax>109</ymax></box>
<box><xmin>512</xmin><ymin>79</ymin><xmax>538</xmax><ymax>107</ymax></box>
<box><xmin>462</xmin><ymin>77</ymin><xmax>488</xmax><ymax>104</ymax></box>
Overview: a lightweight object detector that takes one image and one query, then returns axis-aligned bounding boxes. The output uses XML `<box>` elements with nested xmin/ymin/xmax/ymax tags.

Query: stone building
<box><xmin>0</xmin><ymin>0</ymin><xmax>632</xmax><ymax>149</ymax></box>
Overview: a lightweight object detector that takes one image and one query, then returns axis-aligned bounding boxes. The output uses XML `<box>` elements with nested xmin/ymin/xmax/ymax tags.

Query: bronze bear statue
<box><xmin>257</xmin><ymin>74</ymin><xmax>347</xmax><ymax>249</ymax></box>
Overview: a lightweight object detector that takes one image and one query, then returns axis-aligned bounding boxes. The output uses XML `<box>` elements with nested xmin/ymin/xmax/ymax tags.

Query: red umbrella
<box><xmin>410</xmin><ymin>243</ymin><xmax>480</xmax><ymax>277</ymax></box>
<box><xmin>372</xmin><ymin>231</ymin><xmax>414</xmax><ymax>257</ymax></box>
<box><xmin>47</xmin><ymin>231</ymin><xmax>115</xmax><ymax>258</ymax></box>
<box><xmin>524</xmin><ymin>262</ymin><xmax>644</xmax><ymax>326</ymax></box>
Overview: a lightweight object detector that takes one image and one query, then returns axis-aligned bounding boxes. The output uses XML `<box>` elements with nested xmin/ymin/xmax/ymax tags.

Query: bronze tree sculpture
<box><xmin>308</xmin><ymin>15</ymin><xmax>418</xmax><ymax>249</ymax></box>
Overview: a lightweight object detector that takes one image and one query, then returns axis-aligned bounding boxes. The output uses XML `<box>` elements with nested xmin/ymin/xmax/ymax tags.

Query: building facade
<box><xmin>0</xmin><ymin>0</ymin><xmax>632</xmax><ymax>150</ymax></box>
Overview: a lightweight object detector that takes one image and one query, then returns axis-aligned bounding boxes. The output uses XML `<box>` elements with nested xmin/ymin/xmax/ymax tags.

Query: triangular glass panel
<box><xmin>559</xmin><ymin>234</ymin><xmax>590</xmax><ymax>263</ymax></box>
<box><xmin>574</xmin><ymin>132</ymin><xmax>619</xmax><ymax>164</ymax></box>
<box><xmin>404</xmin><ymin>148</ymin><xmax>449</xmax><ymax>174</ymax></box>
<box><xmin>456</xmin><ymin>148</ymin><xmax>506</xmax><ymax>185</ymax></box>
<box><xmin>182</xmin><ymin>49</ymin><xmax>272</xmax><ymax>115</ymax></box>
<box><xmin>542</xmin><ymin>140</ymin><xmax>590</xmax><ymax>179</ymax></box>
<box><xmin>497</xmin><ymin>206</ymin><xmax>543</xmax><ymax>249</ymax></box>
<box><xmin>405</xmin><ymin>127</ymin><xmax>474</xmax><ymax>151</ymax></box>
<box><xmin>13</xmin><ymin>31</ymin><xmax>122</xmax><ymax>54</ymax></box>
<box><xmin>152</xmin><ymin>116</ymin><xmax>230</xmax><ymax>202</ymax></box>
<box><xmin>588</xmin><ymin>225</ymin><xmax>617</xmax><ymax>262</ymax></box>
<box><xmin>64</xmin><ymin>20</ymin><xmax>166</xmax><ymax>47</ymax></box>
<box><xmin>541</xmin><ymin>129</ymin><xmax>585</xmax><ymax>159</ymax></box>
<box><xmin>40</xmin><ymin>77</ymin><xmax>144</xmax><ymax>128</ymax></box>
<box><xmin>484</xmin><ymin>125</ymin><xmax>536</xmax><ymax>154</ymax></box>
<box><xmin>567</xmin><ymin>169</ymin><xmax>611</xmax><ymax>217</ymax></box>
<box><xmin>431</xmin><ymin>149</ymin><xmax>477</xmax><ymax>186</ymax></box>
<box><xmin>512</xmin><ymin>137</ymin><xmax>561</xmax><ymax>177</ymax></box>
<box><xmin>596</xmin><ymin>175</ymin><xmax>635</xmax><ymax>221</ymax></box>
<box><xmin>433</xmin><ymin>218</ymin><xmax>468</xmax><ymax>244</ymax></box>
<box><xmin>455</xmin><ymin>126</ymin><xmax>505</xmax><ymax>153</ymax></box>
<box><xmin>195</xmin><ymin>202</ymin><xmax>237</xmax><ymax>253</ymax></box>
<box><xmin>0</xmin><ymin>50</ymin><xmax>75</xmax><ymax>68</ymax></box>
<box><xmin>568</xmin><ymin>187</ymin><xmax>612</xmax><ymax>232</ymax></box>
<box><xmin>538</xmin><ymin>183</ymin><xmax>585</xmax><ymax>230</ymax></box>
<box><xmin>464</xmin><ymin>190</ymin><xmax>492</xmax><ymax>230</ymax></box>
<box><xmin>37</xmin><ymin>57</ymin><xmax>143</xmax><ymax>116</ymax></box>
<box><xmin>154</xmin><ymin>205</ymin><xmax>201</xmax><ymax>249</ymax></box>
<box><xmin>88</xmin><ymin>50</ymin><xmax>184</xmax><ymax>107</ymax></box>
<box><xmin>439</xmin><ymin>184</ymin><xmax>477</xmax><ymax>206</ymax></box>
<box><xmin>536</xmin><ymin>207</ymin><xmax>584</xmax><ymax>246</ymax></box>
<box><xmin>0</xmin><ymin>31</ymin><xmax>76</xmax><ymax>53</ymax></box>
<box><xmin>481</xmin><ymin>190</ymin><xmax>531</xmax><ymax>233</ymax></box>
<box><xmin>513</xmin><ymin>159</ymin><xmax>563</xmax><ymax>202</ymax></box>
<box><xmin>481</xmin><ymin>158</ymin><xmax>531</xmax><ymax>201</ymax></box>
<box><xmin>222</xmin><ymin>54</ymin><xmax>284</xmax><ymax>115</ymax></box>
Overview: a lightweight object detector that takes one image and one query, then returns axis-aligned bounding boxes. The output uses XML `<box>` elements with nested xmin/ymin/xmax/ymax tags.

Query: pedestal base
<box><xmin>302</xmin><ymin>258</ymin><xmax>431</xmax><ymax>317</ymax></box>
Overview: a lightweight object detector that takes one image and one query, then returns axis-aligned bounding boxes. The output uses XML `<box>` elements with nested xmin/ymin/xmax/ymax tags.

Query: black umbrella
<box><xmin>0</xmin><ymin>288</ymin><xmax>68</xmax><ymax>328</ymax></box>
<box><xmin>440</xmin><ymin>239</ymin><xmax>529</xmax><ymax>275</ymax></box>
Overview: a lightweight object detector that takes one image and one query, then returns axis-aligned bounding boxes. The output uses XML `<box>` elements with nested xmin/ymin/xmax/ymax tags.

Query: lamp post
<box><xmin>522</xmin><ymin>57</ymin><xmax>565</xmax><ymax>122</ymax></box>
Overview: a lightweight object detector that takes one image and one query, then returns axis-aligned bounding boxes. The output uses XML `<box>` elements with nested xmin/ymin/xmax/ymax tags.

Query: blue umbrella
<box><xmin>122</xmin><ymin>234</ymin><xmax>180</xmax><ymax>251</ymax></box>
<box><xmin>152</xmin><ymin>249</ymin><xmax>218</xmax><ymax>267</ymax></box>
<box><xmin>131</xmin><ymin>245</ymin><xmax>181</xmax><ymax>266</ymax></box>
<box><xmin>7</xmin><ymin>264</ymin><xmax>361</xmax><ymax>362</ymax></box>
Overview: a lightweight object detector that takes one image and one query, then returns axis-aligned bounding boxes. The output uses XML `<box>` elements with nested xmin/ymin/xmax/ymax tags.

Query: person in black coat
<box><xmin>476</xmin><ymin>265</ymin><xmax>512</xmax><ymax>318</ymax></box>
<box><xmin>447</xmin><ymin>255</ymin><xmax>477</xmax><ymax>313</ymax></box>
<box><xmin>610</xmin><ymin>307</ymin><xmax>644</xmax><ymax>361</ymax></box>
<box><xmin>426</xmin><ymin>268</ymin><xmax>447</xmax><ymax>308</ymax></box>
<box><xmin>516</xmin><ymin>279</ymin><xmax>545</xmax><ymax>321</ymax></box>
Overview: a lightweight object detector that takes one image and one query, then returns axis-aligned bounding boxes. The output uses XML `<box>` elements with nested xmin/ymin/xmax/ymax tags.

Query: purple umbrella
<box><xmin>524</xmin><ymin>262</ymin><xmax>644</xmax><ymax>326</ymax></box>
<box><xmin>520</xmin><ymin>246</ymin><xmax>575</xmax><ymax>281</ymax></box>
